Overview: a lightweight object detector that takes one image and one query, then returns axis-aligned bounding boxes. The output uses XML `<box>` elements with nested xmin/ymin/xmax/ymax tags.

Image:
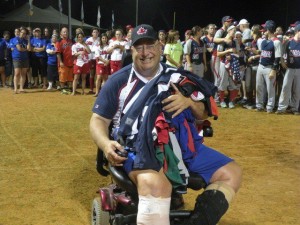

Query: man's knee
<box><xmin>211</xmin><ymin>161</ymin><xmax>242</xmax><ymax>192</ymax></box>
<box><xmin>131</xmin><ymin>169</ymin><xmax>172</xmax><ymax>197</ymax></box>
<box><xmin>137</xmin><ymin>195</ymin><xmax>170</xmax><ymax>225</ymax></box>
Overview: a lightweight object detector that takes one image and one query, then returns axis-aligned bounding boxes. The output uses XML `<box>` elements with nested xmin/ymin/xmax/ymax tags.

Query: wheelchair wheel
<box><xmin>92</xmin><ymin>197</ymin><xmax>110</xmax><ymax>225</ymax></box>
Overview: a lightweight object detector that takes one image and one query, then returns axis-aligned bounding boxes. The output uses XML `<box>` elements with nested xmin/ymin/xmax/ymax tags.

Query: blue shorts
<box><xmin>123</xmin><ymin>144</ymin><xmax>233</xmax><ymax>185</ymax></box>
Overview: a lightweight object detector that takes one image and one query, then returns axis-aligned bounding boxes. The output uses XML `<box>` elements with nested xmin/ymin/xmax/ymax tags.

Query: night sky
<box><xmin>0</xmin><ymin>0</ymin><xmax>299</xmax><ymax>36</ymax></box>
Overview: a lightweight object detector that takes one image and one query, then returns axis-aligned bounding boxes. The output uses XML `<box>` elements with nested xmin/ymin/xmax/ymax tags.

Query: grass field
<box><xmin>0</xmin><ymin>87</ymin><xmax>299</xmax><ymax>225</ymax></box>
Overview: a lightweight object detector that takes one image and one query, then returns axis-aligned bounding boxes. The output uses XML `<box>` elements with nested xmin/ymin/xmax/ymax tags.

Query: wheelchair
<box><xmin>92</xmin><ymin>121</ymin><xmax>213</xmax><ymax>225</ymax></box>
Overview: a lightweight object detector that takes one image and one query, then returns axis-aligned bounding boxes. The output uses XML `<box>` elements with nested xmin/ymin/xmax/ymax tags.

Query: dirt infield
<box><xmin>0</xmin><ymin>87</ymin><xmax>299</xmax><ymax>225</ymax></box>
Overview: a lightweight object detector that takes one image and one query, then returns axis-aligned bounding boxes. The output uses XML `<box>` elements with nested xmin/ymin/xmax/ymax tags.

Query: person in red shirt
<box><xmin>56</xmin><ymin>27</ymin><xmax>73</xmax><ymax>90</ymax></box>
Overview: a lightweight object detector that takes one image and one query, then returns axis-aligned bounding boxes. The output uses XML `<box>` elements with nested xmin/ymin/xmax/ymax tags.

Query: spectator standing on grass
<box><xmin>213</xmin><ymin>16</ymin><xmax>234</xmax><ymax>104</ymax></box>
<box><xmin>217</xmin><ymin>25</ymin><xmax>240</xmax><ymax>109</ymax></box>
<box><xmin>0</xmin><ymin>34</ymin><xmax>7</xmax><ymax>88</ymax></box>
<box><xmin>181</xmin><ymin>30</ymin><xmax>192</xmax><ymax>69</ymax></box>
<box><xmin>164</xmin><ymin>29</ymin><xmax>183</xmax><ymax>68</ymax></box>
<box><xmin>255</xmin><ymin>20</ymin><xmax>282</xmax><ymax>113</ymax></box>
<box><xmin>235</xmin><ymin>31</ymin><xmax>247</xmax><ymax>105</ymax></box>
<box><xmin>46</xmin><ymin>34</ymin><xmax>58</xmax><ymax>90</ymax></box>
<box><xmin>107</xmin><ymin>29</ymin><xmax>126</xmax><ymax>75</ymax></box>
<box><xmin>3</xmin><ymin>31</ymin><xmax>12</xmax><ymax>87</ymax></box>
<box><xmin>31</xmin><ymin>27</ymin><xmax>47</xmax><ymax>89</ymax></box>
<box><xmin>12</xmin><ymin>27</ymin><xmax>31</xmax><ymax>94</ymax></box>
<box><xmin>202</xmin><ymin>24</ymin><xmax>217</xmax><ymax>83</ymax></box>
<box><xmin>94</xmin><ymin>33</ymin><xmax>110</xmax><ymax>97</ymax></box>
<box><xmin>71</xmin><ymin>32</ymin><xmax>91</xmax><ymax>95</ymax></box>
<box><xmin>158</xmin><ymin>29</ymin><xmax>167</xmax><ymax>62</ymax></box>
<box><xmin>243</xmin><ymin>24</ymin><xmax>263</xmax><ymax>109</ymax></box>
<box><xmin>9</xmin><ymin>28</ymin><xmax>21</xmax><ymax>89</ymax></box>
<box><xmin>56</xmin><ymin>27</ymin><xmax>74</xmax><ymax>91</ymax></box>
<box><xmin>86</xmin><ymin>28</ymin><xmax>100</xmax><ymax>94</ymax></box>
<box><xmin>184</xmin><ymin>26</ymin><xmax>207</xmax><ymax>78</ymax></box>
<box><xmin>276</xmin><ymin>24</ymin><xmax>300</xmax><ymax>115</ymax></box>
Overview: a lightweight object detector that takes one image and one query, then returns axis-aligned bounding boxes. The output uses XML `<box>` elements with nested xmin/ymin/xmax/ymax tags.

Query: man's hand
<box><xmin>162</xmin><ymin>82</ymin><xmax>193</xmax><ymax>118</ymax></box>
<box><xmin>269</xmin><ymin>69</ymin><xmax>276</xmax><ymax>80</ymax></box>
<box><xmin>103</xmin><ymin>141</ymin><xmax>127</xmax><ymax>166</ymax></box>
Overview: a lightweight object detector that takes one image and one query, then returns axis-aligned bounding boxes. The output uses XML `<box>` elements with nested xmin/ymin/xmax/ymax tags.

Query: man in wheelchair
<box><xmin>90</xmin><ymin>24</ymin><xmax>242</xmax><ymax>225</ymax></box>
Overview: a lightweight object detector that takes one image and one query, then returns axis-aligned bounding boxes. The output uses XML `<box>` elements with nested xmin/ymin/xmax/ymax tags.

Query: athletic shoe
<box><xmin>266</xmin><ymin>109</ymin><xmax>273</xmax><ymax>114</ymax></box>
<box><xmin>275</xmin><ymin>110</ymin><xmax>286</xmax><ymax>114</ymax></box>
<box><xmin>243</xmin><ymin>104</ymin><xmax>255</xmax><ymax>109</ymax></box>
<box><xmin>293</xmin><ymin>111</ymin><xmax>300</xmax><ymax>115</ymax></box>
<box><xmin>255</xmin><ymin>108</ymin><xmax>264</xmax><ymax>112</ymax></box>
<box><xmin>220</xmin><ymin>102</ymin><xmax>227</xmax><ymax>108</ymax></box>
<box><xmin>228</xmin><ymin>102</ymin><xmax>235</xmax><ymax>109</ymax></box>
<box><xmin>237</xmin><ymin>98</ymin><xmax>247</xmax><ymax>105</ymax></box>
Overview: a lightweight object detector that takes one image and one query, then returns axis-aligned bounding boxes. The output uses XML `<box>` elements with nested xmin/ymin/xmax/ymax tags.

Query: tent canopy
<box><xmin>0</xmin><ymin>3</ymin><xmax>94</xmax><ymax>29</ymax></box>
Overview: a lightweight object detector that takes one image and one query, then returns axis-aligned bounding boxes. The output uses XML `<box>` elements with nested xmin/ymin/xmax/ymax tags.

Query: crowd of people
<box><xmin>0</xmin><ymin>17</ymin><xmax>299</xmax><ymax>114</ymax></box>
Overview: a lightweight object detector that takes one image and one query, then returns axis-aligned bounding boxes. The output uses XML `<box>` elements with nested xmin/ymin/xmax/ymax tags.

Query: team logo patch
<box><xmin>137</xmin><ymin>27</ymin><xmax>147</xmax><ymax>35</ymax></box>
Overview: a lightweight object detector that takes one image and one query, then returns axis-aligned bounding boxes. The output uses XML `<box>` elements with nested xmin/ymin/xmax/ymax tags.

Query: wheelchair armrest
<box><xmin>187</xmin><ymin>172</ymin><xmax>207</xmax><ymax>190</ymax></box>
<box><xmin>108</xmin><ymin>164</ymin><xmax>138</xmax><ymax>195</ymax></box>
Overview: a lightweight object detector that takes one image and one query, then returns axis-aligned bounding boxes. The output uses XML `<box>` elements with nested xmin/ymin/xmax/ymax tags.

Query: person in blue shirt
<box><xmin>90</xmin><ymin>24</ymin><xmax>242</xmax><ymax>225</ymax></box>
<box><xmin>0</xmin><ymin>35</ymin><xmax>7</xmax><ymax>87</ymax></box>
<box><xmin>31</xmin><ymin>27</ymin><xmax>47</xmax><ymax>89</ymax></box>
<box><xmin>12</xmin><ymin>27</ymin><xmax>31</xmax><ymax>94</ymax></box>
<box><xmin>46</xmin><ymin>34</ymin><xmax>58</xmax><ymax>90</ymax></box>
<box><xmin>3</xmin><ymin>31</ymin><xmax>12</xmax><ymax>87</ymax></box>
<box><xmin>9</xmin><ymin>28</ymin><xmax>20</xmax><ymax>88</ymax></box>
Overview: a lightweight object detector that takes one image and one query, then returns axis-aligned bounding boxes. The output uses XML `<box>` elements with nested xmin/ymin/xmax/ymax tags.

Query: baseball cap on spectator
<box><xmin>227</xmin><ymin>25</ymin><xmax>236</xmax><ymax>32</ymax></box>
<box><xmin>131</xmin><ymin>24</ymin><xmax>157</xmax><ymax>46</ymax></box>
<box><xmin>222</xmin><ymin>16</ymin><xmax>234</xmax><ymax>24</ymax></box>
<box><xmin>290</xmin><ymin>21</ymin><xmax>300</xmax><ymax>27</ymax></box>
<box><xmin>34</xmin><ymin>28</ymin><xmax>41</xmax><ymax>32</ymax></box>
<box><xmin>126</xmin><ymin>25</ymin><xmax>133</xmax><ymax>30</ymax></box>
<box><xmin>285</xmin><ymin>29</ymin><xmax>294</xmax><ymax>35</ymax></box>
<box><xmin>237</xmin><ymin>19</ymin><xmax>249</xmax><ymax>26</ymax></box>
<box><xmin>235</xmin><ymin>31</ymin><xmax>242</xmax><ymax>37</ymax></box>
<box><xmin>262</xmin><ymin>20</ymin><xmax>276</xmax><ymax>31</ymax></box>
<box><xmin>294</xmin><ymin>24</ymin><xmax>300</xmax><ymax>32</ymax></box>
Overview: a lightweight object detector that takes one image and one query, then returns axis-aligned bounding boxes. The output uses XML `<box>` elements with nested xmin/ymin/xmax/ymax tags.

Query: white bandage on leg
<box><xmin>137</xmin><ymin>195</ymin><xmax>171</xmax><ymax>225</ymax></box>
<box><xmin>205</xmin><ymin>181</ymin><xmax>236</xmax><ymax>204</ymax></box>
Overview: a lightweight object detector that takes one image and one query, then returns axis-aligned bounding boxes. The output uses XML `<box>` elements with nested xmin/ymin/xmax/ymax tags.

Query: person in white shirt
<box><xmin>71</xmin><ymin>32</ymin><xmax>91</xmax><ymax>95</ymax></box>
<box><xmin>107</xmin><ymin>29</ymin><xmax>126</xmax><ymax>74</ymax></box>
<box><xmin>85</xmin><ymin>28</ymin><xmax>100</xmax><ymax>94</ymax></box>
<box><xmin>94</xmin><ymin>33</ymin><xmax>110</xmax><ymax>97</ymax></box>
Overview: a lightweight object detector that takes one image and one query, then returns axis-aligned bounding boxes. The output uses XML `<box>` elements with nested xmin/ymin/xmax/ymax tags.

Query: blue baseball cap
<box><xmin>262</xmin><ymin>20</ymin><xmax>276</xmax><ymax>31</ymax></box>
<box><xmin>222</xmin><ymin>16</ymin><xmax>234</xmax><ymax>24</ymax></box>
<box><xmin>290</xmin><ymin>21</ymin><xmax>300</xmax><ymax>27</ymax></box>
<box><xmin>294</xmin><ymin>24</ymin><xmax>300</xmax><ymax>33</ymax></box>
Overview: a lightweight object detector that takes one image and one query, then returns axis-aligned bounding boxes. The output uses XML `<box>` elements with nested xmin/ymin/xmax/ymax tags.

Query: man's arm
<box><xmin>90</xmin><ymin>113</ymin><xmax>126</xmax><ymax>166</ymax></box>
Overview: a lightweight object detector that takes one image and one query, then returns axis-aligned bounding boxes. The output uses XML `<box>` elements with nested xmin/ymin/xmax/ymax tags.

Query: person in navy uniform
<box><xmin>276</xmin><ymin>24</ymin><xmax>300</xmax><ymax>115</ymax></box>
<box><xmin>90</xmin><ymin>24</ymin><xmax>242</xmax><ymax>225</ymax></box>
<box><xmin>255</xmin><ymin>20</ymin><xmax>282</xmax><ymax>113</ymax></box>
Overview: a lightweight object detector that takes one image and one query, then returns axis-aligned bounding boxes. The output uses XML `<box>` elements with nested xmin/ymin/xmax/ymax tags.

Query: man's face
<box><xmin>61</xmin><ymin>28</ymin><xmax>68</xmax><ymax>39</ymax></box>
<box><xmin>224</xmin><ymin>21</ymin><xmax>232</xmax><ymax>29</ymax></box>
<box><xmin>131</xmin><ymin>39</ymin><xmax>161</xmax><ymax>77</ymax></box>
<box><xmin>208</xmin><ymin>26</ymin><xmax>216</xmax><ymax>35</ymax></box>
<box><xmin>159</xmin><ymin>32</ymin><xmax>165</xmax><ymax>41</ymax></box>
